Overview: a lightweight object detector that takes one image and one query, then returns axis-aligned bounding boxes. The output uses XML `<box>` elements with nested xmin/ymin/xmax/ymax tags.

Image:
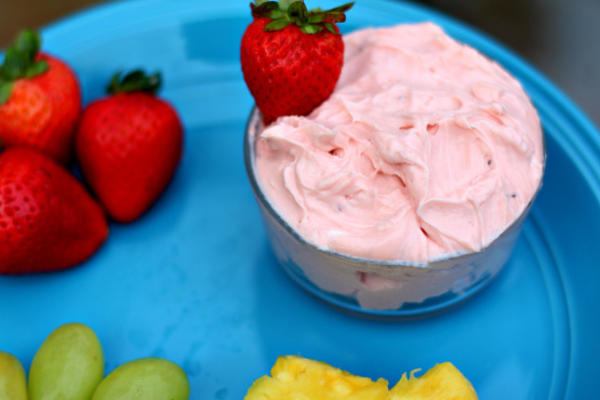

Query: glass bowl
<box><xmin>244</xmin><ymin>107</ymin><xmax>544</xmax><ymax>318</ymax></box>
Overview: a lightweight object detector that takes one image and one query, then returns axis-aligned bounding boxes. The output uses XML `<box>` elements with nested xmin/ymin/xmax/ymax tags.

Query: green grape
<box><xmin>28</xmin><ymin>323</ymin><xmax>104</xmax><ymax>400</ymax></box>
<box><xmin>0</xmin><ymin>351</ymin><xmax>27</xmax><ymax>400</ymax></box>
<box><xmin>92</xmin><ymin>358</ymin><xmax>190</xmax><ymax>400</ymax></box>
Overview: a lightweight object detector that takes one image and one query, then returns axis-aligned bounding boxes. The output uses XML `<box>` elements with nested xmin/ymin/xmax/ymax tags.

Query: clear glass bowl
<box><xmin>244</xmin><ymin>108</ymin><xmax>545</xmax><ymax>318</ymax></box>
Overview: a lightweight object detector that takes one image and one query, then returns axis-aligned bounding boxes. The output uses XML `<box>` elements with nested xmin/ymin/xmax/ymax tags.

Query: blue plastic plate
<box><xmin>1</xmin><ymin>0</ymin><xmax>599</xmax><ymax>398</ymax></box>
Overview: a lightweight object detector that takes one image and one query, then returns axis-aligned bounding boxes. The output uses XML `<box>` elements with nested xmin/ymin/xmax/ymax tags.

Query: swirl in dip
<box><xmin>254</xmin><ymin>23</ymin><xmax>544</xmax><ymax>263</ymax></box>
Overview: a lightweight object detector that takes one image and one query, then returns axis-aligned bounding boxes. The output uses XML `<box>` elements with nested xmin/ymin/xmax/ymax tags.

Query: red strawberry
<box><xmin>241</xmin><ymin>0</ymin><xmax>353</xmax><ymax>124</ymax></box>
<box><xmin>75</xmin><ymin>70</ymin><xmax>183</xmax><ymax>223</ymax></box>
<box><xmin>0</xmin><ymin>30</ymin><xmax>81</xmax><ymax>163</ymax></box>
<box><xmin>0</xmin><ymin>147</ymin><xmax>108</xmax><ymax>274</ymax></box>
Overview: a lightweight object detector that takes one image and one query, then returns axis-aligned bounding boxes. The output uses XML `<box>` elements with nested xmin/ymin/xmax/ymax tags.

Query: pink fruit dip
<box><xmin>254</xmin><ymin>22</ymin><xmax>544</xmax><ymax>263</ymax></box>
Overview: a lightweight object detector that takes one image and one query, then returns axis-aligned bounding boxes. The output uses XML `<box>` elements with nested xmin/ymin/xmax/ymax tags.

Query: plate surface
<box><xmin>1</xmin><ymin>1</ymin><xmax>599</xmax><ymax>399</ymax></box>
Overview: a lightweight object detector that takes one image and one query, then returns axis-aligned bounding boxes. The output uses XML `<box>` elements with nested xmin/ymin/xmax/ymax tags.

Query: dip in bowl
<box><xmin>244</xmin><ymin>23</ymin><xmax>545</xmax><ymax>317</ymax></box>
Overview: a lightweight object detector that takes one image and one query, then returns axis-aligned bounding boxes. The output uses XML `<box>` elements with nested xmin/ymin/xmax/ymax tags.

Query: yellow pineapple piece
<box><xmin>245</xmin><ymin>356</ymin><xmax>478</xmax><ymax>400</ymax></box>
<box><xmin>389</xmin><ymin>362</ymin><xmax>478</xmax><ymax>400</ymax></box>
<box><xmin>244</xmin><ymin>355</ymin><xmax>389</xmax><ymax>400</ymax></box>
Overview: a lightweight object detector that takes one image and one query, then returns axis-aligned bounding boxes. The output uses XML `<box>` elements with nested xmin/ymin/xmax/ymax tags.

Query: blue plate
<box><xmin>1</xmin><ymin>0</ymin><xmax>599</xmax><ymax>398</ymax></box>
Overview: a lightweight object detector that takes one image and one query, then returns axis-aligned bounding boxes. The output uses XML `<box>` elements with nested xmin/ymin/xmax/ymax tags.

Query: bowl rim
<box><xmin>243</xmin><ymin>106</ymin><xmax>546</xmax><ymax>269</ymax></box>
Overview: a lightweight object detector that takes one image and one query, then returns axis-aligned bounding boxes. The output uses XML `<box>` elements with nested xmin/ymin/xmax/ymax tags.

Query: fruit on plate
<box><xmin>92</xmin><ymin>358</ymin><xmax>190</xmax><ymax>400</ymax></box>
<box><xmin>76</xmin><ymin>69</ymin><xmax>183</xmax><ymax>223</ymax></box>
<box><xmin>240</xmin><ymin>0</ymin><xmax>353</xmax><ymax>124</ymax></box>
<box><xmin>0</xmin><ymin>351</ymin><xmax>27</xmax><ymax>400</ymax></box>
<box><xmin>245</xmin><ymin>355</ymin><xmax>389</xmax><ymax>399</ymax></box>
<box><xmin>0</xmin><ymin>29</ymin><xmax>81</xmax><ymax>163</ymax></box>
<box><xmin>244</xmin><ymin>355</ymin><xmax>478</xmax><ymax>399</ymax></box>
<box><xmin>0</xmin><ymin>148</ymin><xmax>108</xmax><ymax>274</ymax></box>
<box><xmin>4</xmin><ymin>322</ymin><xmax>189</xmax><ymax>400</ymax></box>
<box><xmin>28</xmin><ymin>323</ymin><xmax>104</xmax><ymax>400</ymax></box>
<box><xmin>389</xmin><ymin>363</ymin><xmax>478</xmax><ymax>400</ymax></box>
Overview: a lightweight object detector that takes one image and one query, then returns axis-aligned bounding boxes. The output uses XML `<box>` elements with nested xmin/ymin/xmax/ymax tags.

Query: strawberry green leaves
<box><xmin>287</xmin><ymin>1</ymin><xmax>309</xmax><ymax>20</ymax></box>
<box><xmin>278</xmin><ymin>0</ymin><xmax>297</xmax><ymax>10</ymax></box>
<box><xmin>14</xmin><ymin>29</ymin><xmax>43</xmax><ymax>61</ymax></box>
<box><xmin>2</xmin><ymin>48</ymin><xmax>29</xmax><ymax>81</ymax></box>
<box><xmin>25</xmin><ymin>60</ymin><xmax>49</xmax><ymax>78</ymax></box>
<box><xmin>252</xmin><ymin>1</ymin><xmax>354</xmax><ymax>35</ymax></box>
<box><xmin>251</xmin><ymin>1</ymin><xmax>280</xmax><ymax>19</ymax></box>
<box><xmin>0</xmin><ymin>81</ymin><xmax>13</xmax><ymax>105</ymax></box>
<box><xmin>323</xmin><ymin>22</ymin><xmax>337</xmax><ymax>34</ymax></box>
<box><xmin>265</xmin><ymin>19</ymin><xmax>293</xmax><ymax>31</ymax></box>
<box><xmin>107</xmin><ymin>70</ymin><xmax>162</xmax><ymax>95</ymax></box>
<box><xmin>3</xmin><ymin>30</ymin><xmax>49</xmax><ymax>80</ymax></box>
<box><xmin>0</xmin><ymin>29</ymin><xmax>49</xmax><ymax>105</ymax></box>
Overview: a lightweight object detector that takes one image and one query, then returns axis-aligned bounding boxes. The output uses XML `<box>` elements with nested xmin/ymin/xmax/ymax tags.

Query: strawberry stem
<box><xmin>251</xmin><ymin>1</ymin><xmax>354</xmax><ymax>34</ymax></box>
<box><xmin>0</xmin><ymin>29</ymin><xmax>49</xmax><ymax>105</ymax></box>
<box><xmin>107</xmin><ymin>70</ymin><xmax>161</xmax><ymax>95</ymax></box>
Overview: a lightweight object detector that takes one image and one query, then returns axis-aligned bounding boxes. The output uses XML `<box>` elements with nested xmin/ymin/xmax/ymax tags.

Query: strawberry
<box><xmin>0</xmin><ymin>30</ymin><xmax>81</xmax><ymax>164</ymax></box>
<box><xmin>241</xmin><ymin>0</ymin><xmax>353</xmax><ymax>124</ymax></box>
<box><xmin>75</xmin><ymin>70</ymin><xmax>183</xmax><ymax>223</ymax></box>
<box><xmin>0</xmin><ymin>147</ymin><xmax>108</xmax><ymax>274</ymax></box>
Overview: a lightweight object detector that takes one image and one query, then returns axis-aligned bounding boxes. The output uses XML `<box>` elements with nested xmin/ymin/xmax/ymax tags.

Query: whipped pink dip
<box><xmin>254</xmin><ymin>23</ymin><xmax>544</xmax><ymax>263</ymax></box>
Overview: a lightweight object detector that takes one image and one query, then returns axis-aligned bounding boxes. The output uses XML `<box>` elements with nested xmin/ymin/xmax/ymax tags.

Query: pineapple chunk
<box><xmin>245</xmin><ymin>356</ymin><xmax>389</xmax><ymax>400</ymax></box>
<box><xmin>245</xmin><ymin>356</ymin><xmax>478</xmax><ymax>400</ymax></box>
<box><xmin>389</xmin><ymin>362</ymin><xmax>478</xmax><ymax>400</ymax></box>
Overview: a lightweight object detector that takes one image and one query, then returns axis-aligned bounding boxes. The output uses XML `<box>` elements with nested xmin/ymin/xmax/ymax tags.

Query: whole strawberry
<box><xmin>0</xmin><ymin>148</ymin><xmax>108</xmax><ymax>274</ymax></box>
<box><xmin>241</xmin><ymin>0</ymin><xmax>353</xmax><ymax>124</ymax></box>
<box><xmin>76</xmin><ymin>70</ymin><xmax>183</xmax><ymax>223</ymax></box>
<box><xmin>0</xmin><ymin>30</ymin><xmax>81</xmax><ymax>163</ymax></box>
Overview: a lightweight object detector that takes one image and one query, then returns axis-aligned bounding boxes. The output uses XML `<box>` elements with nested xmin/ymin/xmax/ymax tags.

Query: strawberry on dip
<box><xmin>241</xmin><ymin>0</ymin><xmax>354</xmax><ymax>125</ymax></box>
<box><xmin>76</xmin><ymin>70</ymin><xmax>183</xmax><ymax>223</ymax></box>
<box><xmin>0</xmin><ymin>148</ymin><xmax>108</xmax><ymax>274</ymax></box>
<box><xmin>0</xmin><ymin>30</ymin><xmax>81</xmax><ymax>164</ymax></box>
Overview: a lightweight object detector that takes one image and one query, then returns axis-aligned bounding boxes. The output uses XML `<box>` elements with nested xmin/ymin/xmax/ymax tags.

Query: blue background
<box><xmin>1</xmin><ymin>1</ymin><xmax>599</xmax><ymax>398</ymax></box>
